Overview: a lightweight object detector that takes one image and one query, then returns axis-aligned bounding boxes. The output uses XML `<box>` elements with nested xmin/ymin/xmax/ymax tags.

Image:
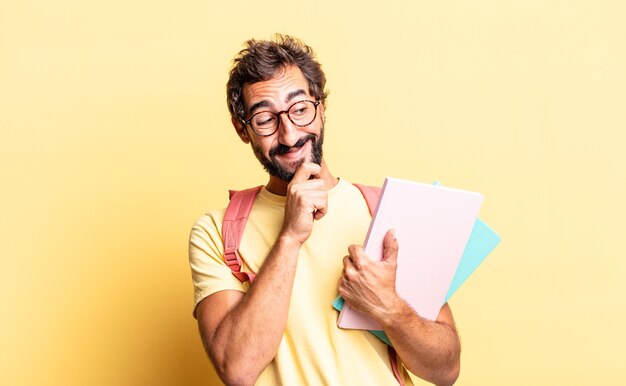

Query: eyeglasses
<box><xmin>242</xmin><ymin>100</ymin><xmax>320</xmax><ymax>137</ymax></box>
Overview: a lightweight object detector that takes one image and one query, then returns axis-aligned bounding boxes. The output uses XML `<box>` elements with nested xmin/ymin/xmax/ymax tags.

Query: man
<box><xmin>189</xmin><ymin>35</ymin><xmax>461</xmax><ymax>386</ymax></box>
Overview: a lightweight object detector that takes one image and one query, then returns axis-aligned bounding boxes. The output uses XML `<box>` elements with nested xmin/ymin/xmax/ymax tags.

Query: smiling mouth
<box><xmin>277</xmin><ymin>140</ymin><xmax>310</xmax><ymax>161</ymax></box>
<box><xmin>270</xmin><ymin>135</ymin><xmax>317</xmax><ymax>166</ymax></box>
<box><xmin>270</xmin><ymin>135</ymin><xmax>315</xmax><ymax>157</ymax></box>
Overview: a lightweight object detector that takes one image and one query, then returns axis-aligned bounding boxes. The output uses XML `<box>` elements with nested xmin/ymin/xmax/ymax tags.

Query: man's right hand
<box><xmin>280</xmin><ymin>162</ymin><xmax>328</xmax><ymax>245</ymax></box>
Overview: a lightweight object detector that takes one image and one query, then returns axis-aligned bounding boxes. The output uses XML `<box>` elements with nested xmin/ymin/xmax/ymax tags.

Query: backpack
<box><xmin>222</xmin><ymin>183</ymin><xmax>406</xmax><ymax>386</ymax></box>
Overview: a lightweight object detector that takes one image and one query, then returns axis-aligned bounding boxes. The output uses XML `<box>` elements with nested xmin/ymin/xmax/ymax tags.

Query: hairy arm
<box><xmin>380</xmin><ymin>300</ymin><xmax>460</xmax><ymax>386</ymax></box>
<box><xmin>338</xmin><ymin>230</ymin><xmax>461</xmax><ymax>386</ymax></box>
<box><xmin>196</xmin><ymin>163</ymin><xmax>327</xmax><ymax>386</ymax></box>
<box><xmin>196</xmin><ymin>234</ymin><xmax>302</xmax><ymax>386</ymax></box>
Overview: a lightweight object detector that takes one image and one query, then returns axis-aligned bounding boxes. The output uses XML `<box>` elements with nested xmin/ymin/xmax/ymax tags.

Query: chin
<box><xmin>277</xmin><ymin>157</ymin><xmax>308</xmax><ymax>182</ymax></box>
<box><xmin>254</xmin><ymin>133</ymin><xmax>323</xmax><ymax>182</ymax></box>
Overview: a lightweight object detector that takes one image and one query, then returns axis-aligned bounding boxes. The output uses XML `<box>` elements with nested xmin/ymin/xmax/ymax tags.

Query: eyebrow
<box><xmin>247</xmin><ymin>100</ymin><xmax>271</xmax><ymax>117</ymax></box>
<box><xmin>247</xmin><ymin>89</ymin><xmax>308</xmax><ymax>117</ymax></box>
<box><xmin>285</xmin><ymin>89</ymin><xmax>307</xmax><ymax>104</ymax></box>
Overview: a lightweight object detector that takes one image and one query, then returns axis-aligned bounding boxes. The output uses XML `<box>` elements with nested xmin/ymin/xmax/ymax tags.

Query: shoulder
<box><xmin>191</xmin><ymin>209</ymin><xmax>225</xmax><ymax>235</ymax></box>
<box><xmin>188</xmin><ymin>208</ymin><xmax>230</xmax><ymax>269</ymax></box>
<box><xmin>189</xmin><ymin>209</ymin><xmax>225</xmax><ymax>244</ymax></box>
<box><xmin>332</xmin><ymin>178</ymin><xmax>368</xmax><ymax>196</ymax></box>
<box><xmin>188</xmin><ymin>208</ymin><xmax>246</xmax><ymax>313</ymax></box>
<box><xmin>332</xmin><ymin>179</ymin><xmax>380</xmax><ymax>206</ymax></box>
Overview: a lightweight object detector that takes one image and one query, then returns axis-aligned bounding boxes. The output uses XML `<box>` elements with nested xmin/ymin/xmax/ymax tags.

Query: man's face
<box><xmin>239</xmin><ymin>65</ymin><xmax>325</xmax><ymax>182</ymax></box>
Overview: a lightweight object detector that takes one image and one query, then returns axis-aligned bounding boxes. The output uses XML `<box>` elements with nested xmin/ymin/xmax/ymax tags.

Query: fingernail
<box><xmin>392</xmin><ymin>229</ymin><xmax>397</xmax><ymax>240</ymax></box>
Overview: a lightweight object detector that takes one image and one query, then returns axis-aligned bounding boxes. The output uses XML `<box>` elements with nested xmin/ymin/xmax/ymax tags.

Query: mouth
<box><xmin>276</xmin><ymin>139</ymin><xmax>311</xmax><ymax>161</ymax></box>
<box><xmin>270</xmin><ymin>135</ymin><xmax>315</xmax><ymax>162</ymax></box>
<box><xmin>255</xmin><ymin>130</ymin><xmax>323</xmax><ymax>182</ymax></box>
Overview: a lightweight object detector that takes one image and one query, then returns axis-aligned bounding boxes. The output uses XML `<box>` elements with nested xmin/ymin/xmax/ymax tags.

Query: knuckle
<box><xmin>338</xmin><ymin>286</ymin><xmax>346</xmax><ymax>297</ymax></box>
<box><xmin>293</xmin><ymin>190</ymin><xmax>305</xmax><ymax>201</ymax></box>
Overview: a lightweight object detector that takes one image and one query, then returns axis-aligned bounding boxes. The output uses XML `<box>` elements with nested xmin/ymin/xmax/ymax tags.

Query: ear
<box><xmin>319</xmin><ymin>103</ymin><xmax>326</xmax><ymax>123</ymax></box>
<box><xmin>232</xmin><ymin>116</ymin><xmax>251</xmax><ymax>144</ymax></box>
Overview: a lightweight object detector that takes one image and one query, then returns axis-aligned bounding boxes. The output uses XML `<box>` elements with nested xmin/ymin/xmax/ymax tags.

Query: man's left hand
<box><xmin>338</xmin><ymin>229</ymin><xmax>399</xmax><ymax>322</ymax></box>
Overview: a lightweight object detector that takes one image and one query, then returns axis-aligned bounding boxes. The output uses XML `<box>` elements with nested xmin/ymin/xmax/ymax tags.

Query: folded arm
<box><xmin>338</xmin><ymin>230</ymin><xmax>461</xmax><ymax>386</ymax></box>
<box><xmin>379</xmin><ymin>299</ymin><xmax>460</xmax><ymax>386</ymax></box>
<box><xmin>196</xmin><ymin>234</ymin><xmax>302</xmax><ymax>386</ymax></box>
<box><xmin>195</xmin><ymin>163</ymin><xmax>328</xmax><ymax>386</ymax></box>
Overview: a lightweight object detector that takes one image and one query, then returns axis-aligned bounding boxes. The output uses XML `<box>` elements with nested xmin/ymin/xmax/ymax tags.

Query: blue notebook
<box><xmin>333</xmin><ymin>215</ymin><xmax>500</xmax><ymax>345</ymax></box>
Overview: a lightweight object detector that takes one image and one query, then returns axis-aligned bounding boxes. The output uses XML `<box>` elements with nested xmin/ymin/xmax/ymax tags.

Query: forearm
<box><xmin>379</xmin><ymin>298</ymin><xmax>461</xmax><ymax>386</ymax></box>
<box><xmin>209</xmin><ymin>234</ymin><xmax>301</xmax><ymax>385</ymax></box>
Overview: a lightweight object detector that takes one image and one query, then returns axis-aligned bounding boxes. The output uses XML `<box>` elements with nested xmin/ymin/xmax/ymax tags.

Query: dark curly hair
<box><xmin>226</xmin><ymin>34</ymin><xmax>328</xmax><ymax>120</ymax></box>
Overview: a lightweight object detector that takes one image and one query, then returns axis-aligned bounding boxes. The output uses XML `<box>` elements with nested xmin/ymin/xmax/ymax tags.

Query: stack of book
<box><xmin>333</xmin><ymin>178</ymin><xmax>501</xmax><ymax>344</ymax></box>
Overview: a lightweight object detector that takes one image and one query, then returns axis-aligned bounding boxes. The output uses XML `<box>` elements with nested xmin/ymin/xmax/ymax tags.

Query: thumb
<box><xmin>382</xmin><ymin>229</ymin><xmax>399</xmax><ymax>262</ymax></box>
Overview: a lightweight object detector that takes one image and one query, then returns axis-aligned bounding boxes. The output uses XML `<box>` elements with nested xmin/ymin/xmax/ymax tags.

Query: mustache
<box><xmin>269</xmin><ymin>134</ymin><xmax>316</xmax><ymax>156</ymax></box>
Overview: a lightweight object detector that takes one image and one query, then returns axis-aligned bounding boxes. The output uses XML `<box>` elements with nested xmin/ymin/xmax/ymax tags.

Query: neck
<box><xmin>265</xmin><ymin>159</ymin><xmax>338</xmax><ymax>196</ymax></box>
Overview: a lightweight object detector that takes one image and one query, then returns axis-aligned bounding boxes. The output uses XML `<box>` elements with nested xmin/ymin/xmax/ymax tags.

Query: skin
<box><xmin>195</xmin><ymin>65</ymin><xmax>460</xmax><ymax>386</ymax></box>
<box><xmin>339</xmin><ymin>231</ymin><xmax>461</xmax><ymax>386</ymax></box>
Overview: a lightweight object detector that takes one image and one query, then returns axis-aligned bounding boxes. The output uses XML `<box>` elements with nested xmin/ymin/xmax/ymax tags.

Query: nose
<box><xmin>276</xmin><ymin>112</ymin><xmax>299</xmax><ymax>147</ymax></box>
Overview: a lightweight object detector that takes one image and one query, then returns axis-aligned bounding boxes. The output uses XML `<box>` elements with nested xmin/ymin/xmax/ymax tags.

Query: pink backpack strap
<box><xmin>353</xmin><ymin>183</ymin><xmax>381</xmax><ymax>215</ymax></box>
<box><xmin>223</xmin><ymin>182</ymin><xmax>404</xmax><ymax>384</ymax></box>
<box><xmin>388</xmin><ymin>346</ymin><xmax>406</xmax><ymax>386</ymax></box>
<box><xmin>222</xmin><ymin>185</ymin><xmax>263</xmax><ymax>283</ymax></box>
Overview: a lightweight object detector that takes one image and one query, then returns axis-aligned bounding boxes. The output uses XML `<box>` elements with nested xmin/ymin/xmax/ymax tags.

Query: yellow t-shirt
<box><xmin>189</xmin><ymin>179</ymin><xmax>414</xmax><ymax>386</ymax></box>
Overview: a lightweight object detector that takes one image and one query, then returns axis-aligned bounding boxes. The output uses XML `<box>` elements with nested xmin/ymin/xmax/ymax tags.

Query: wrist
<box><xmin>276</xmin><ymin>231</ymin><xmax>304</xmax><ymax>250</ymax></box>
<box><xmin>378</xmin><ymin>294</ymin><xmax>411</xmax><ymax>328</ymax></box>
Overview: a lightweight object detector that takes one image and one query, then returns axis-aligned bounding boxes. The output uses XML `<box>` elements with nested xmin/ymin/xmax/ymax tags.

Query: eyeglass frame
<box><xmin>241</xmin><ymin>100</ymin><xmax>321</xmax><ymax>137</ymax></box>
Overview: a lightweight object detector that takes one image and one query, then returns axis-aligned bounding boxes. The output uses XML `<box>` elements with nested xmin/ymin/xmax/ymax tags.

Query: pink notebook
<box><xmin>337</xmin><ymin>177</ymin><xmax>484</xmax><ymax>330</ymax></box>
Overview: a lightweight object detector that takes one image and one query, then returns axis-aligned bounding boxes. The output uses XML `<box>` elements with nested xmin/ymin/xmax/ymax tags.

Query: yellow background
<box><xmin>1</xmin><ymin>1</ymin><xmax>625</xmax><ymax>385</ymax></box>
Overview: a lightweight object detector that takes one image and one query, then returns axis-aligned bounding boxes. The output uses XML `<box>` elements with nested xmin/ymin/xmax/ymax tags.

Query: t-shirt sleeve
<box><xmin>188</xmin><ymin>211</ymin><xmax>245</xmax><ymax>318</ymax></box>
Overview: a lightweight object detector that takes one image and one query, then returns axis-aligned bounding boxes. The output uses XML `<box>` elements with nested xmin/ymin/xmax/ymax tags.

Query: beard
<box><xmin>252</xmin><ymin>126</ymin><xmax>324</xmax><ymax>182</ymax></box>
